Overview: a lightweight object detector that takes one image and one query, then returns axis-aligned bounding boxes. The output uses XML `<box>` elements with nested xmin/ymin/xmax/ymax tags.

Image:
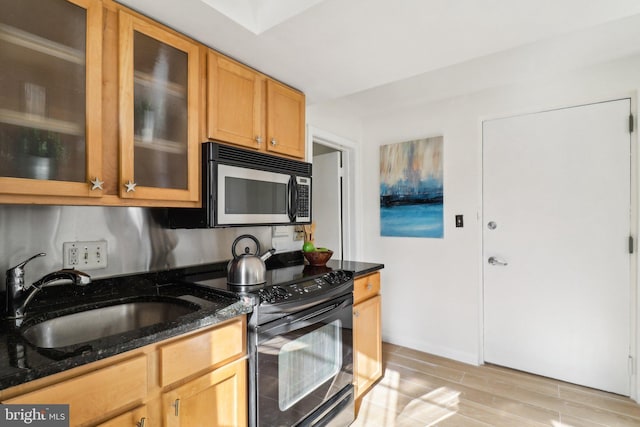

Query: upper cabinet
<box><xmin>0</xmin><ymin>0</ymin><xmax>305</xmax><ymax>205</ymax></box>
<box><xmin>118</xmin><ymin>10</ymin><xmax>201</xmax><ymax>202</ymax></box>
<box><xmin>0</xmin><ymin>0</ymin><xmax>103</xmax><ymax>198</ymax></box>
<box><xmin>208</xmin><ymin>50</ymin><xmax>305</xmax><ymax>159</ymax></box>
<box><xmin>207</xmin><ymin>51</ymin><xmax>263</xmax><ymax>150</ymax></box>
<box><xmin>266</xmin><ymin>79</ymin><xmax>305</xmax><ymax>159</ymax></box>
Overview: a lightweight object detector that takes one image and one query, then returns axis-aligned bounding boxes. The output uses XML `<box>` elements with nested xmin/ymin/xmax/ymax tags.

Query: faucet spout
<box><xmin>5</xmin><ymin>253</ymin><xmax>92</xmax><ymax>326</ymax></box>
<box><xmin>32</xmin><ymin>269</ymin><xmax>92</xmax><ymax>288</ymax></box>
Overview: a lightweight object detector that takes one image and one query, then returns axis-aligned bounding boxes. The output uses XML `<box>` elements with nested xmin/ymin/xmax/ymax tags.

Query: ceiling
<box><xmin>117</xmin><ymin>0</ymin><xmax>640</xmax><ymax>111</ymax></box>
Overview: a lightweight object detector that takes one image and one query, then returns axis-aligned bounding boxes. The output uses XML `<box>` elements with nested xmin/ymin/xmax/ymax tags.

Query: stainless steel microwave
<box><xmin>167</xmin><ymin>142</ymin><xmax>312</xmax><ymax>228</ymax></box>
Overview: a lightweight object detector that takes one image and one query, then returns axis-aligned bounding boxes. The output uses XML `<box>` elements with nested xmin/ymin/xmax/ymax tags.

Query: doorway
<box><xmin>308</xmin><ymin>126</ymin><xmax>358</xmax><ymax>261</ymax></box>
<box><xmin>482</xmin><ymin>99</ymin><xmax>632</xmax><ymax>395</ymax></box>
<box><xmin>313</xmin><ymin>145</ymin><xmax>343</xmax><ymax>259</ymax></box>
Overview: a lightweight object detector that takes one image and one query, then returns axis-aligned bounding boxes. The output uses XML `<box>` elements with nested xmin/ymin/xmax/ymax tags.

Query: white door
<box><xmin>313</xmin><ymin>151</ymin><xmax>342</xmax><ymax>258</ymax></box>
<box><xmin>483</xmin><ymin>99</ymin><xmax>631</xmax><ymax>395</ymax></box>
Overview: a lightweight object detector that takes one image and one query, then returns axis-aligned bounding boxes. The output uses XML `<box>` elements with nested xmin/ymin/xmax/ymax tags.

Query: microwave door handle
<box><xmin>288</xmin><ymin>176</ymin><xmax>298</xmax><ymax>222</ymax></box>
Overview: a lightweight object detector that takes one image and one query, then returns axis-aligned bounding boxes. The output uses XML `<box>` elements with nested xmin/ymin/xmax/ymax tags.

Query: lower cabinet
<box><xmin>3</xmin><ymin>355</ymin><xmax>148</xmax><ymax>426</ymax></box>
<box><xmin>162</xmin><ymin>358</ymin><xmax>247</xmax><ymax>427</ymax></box>
<box><xmin>353</xmin><ymin>271</ymin><xmax>383</xmax><ymax>400</ymax></box>
<box><xmin>0</xmin><ymin>316</ymin><xmax>247</xmax><ymax>427</ymax></box>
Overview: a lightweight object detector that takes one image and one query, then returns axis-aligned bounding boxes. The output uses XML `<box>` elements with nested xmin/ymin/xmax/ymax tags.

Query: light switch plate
<box><xmin>63</xmin><ymin>240</ymin><xmax>108</xmax><ymax>270</ymax></box>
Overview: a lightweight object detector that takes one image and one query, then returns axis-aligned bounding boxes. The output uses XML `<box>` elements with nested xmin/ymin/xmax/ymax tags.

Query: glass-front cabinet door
<box><xmin>0</xmin><ymin>0</ymin><xmax>102</xmax><ymax>197</ymax></box>
<box><xmin>118</xmin><ymin>11</ymin><xmax>200</xmax><ymax>202</ymax></box>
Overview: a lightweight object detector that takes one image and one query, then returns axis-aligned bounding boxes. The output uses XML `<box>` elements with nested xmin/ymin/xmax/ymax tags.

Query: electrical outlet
<box><xmin>293</xmin><ymin>225</ymin><xmax>305</xmax><ymax>241</ymax></box>
<box><xmin>63</xmin><ymin>240</ymin><xmax>108</xmax><ymax>270</ymax></box>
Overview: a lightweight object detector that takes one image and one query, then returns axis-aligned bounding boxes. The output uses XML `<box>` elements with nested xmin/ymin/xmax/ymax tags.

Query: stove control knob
<box><xmin>324</xmin><ymin>270</ymin><xmax>349</xmax><ymax>285</ymax></box>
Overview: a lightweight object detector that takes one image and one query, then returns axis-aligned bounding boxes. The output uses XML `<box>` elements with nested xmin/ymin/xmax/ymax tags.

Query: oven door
<box><xmin>255</xmin><ymin>294</ymin><xmax>354</xmax><ymax>427</ymax></box>
<box><xmin>217</xmin><ymin>163</ymin><xmax>293</xmax><ymax>225</ymax></box>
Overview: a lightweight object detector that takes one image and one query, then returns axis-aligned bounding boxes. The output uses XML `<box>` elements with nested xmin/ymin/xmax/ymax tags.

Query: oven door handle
<box><xmin>286</xmin><ymin>297</ymin><xmax>352</xmax><ymax>326</ymax></box>
<box><xmin>259</xmin><ymin>296</ymin><xmax>352</xmax><ymax>337</ymax></box>
<box><xmin>293</xmin><ymin>303</ymin><xmax>337</xmax><ymax>324</ymax></box>
<box><xmin>287</xmin><ymin>175</ymin><xmax>298</xmax><ymax>222</ymax></box>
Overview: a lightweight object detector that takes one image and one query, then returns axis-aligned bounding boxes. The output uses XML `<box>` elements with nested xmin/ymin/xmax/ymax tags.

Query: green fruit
<box><xmin>302</xmin><ymin>241</ymin><xmax>316</xmax><ymax>252</ymax></box>
<box><xmin>316</xmin><ymin>247</ymin><xmax>329</xmax><ymax>252</ymax></box>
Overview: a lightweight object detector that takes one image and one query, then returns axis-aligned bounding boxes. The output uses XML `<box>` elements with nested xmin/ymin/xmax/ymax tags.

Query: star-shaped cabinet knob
<box><xmin>90</xmin><ymin>177</ymin><xmax>104</xmax><ymax>191</ymax></box>
<box><xmin>125</xmin><ymin>180</ymin><xmax>137</xmax><ymax>193</ymax></box>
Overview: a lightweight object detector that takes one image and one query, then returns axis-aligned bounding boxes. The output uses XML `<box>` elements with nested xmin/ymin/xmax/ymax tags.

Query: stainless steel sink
<box><xmin>21</xmin><ymin>300</ymin><xmax>198</xmax><ymax>348</ymax></box>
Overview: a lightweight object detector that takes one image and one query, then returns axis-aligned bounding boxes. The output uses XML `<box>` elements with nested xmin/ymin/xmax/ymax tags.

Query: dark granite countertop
<box><xmin>0</xmin><ymin>272</ymin><xmax>251</xmax><ymax>391</ymax></box>
<box><xmin>325</xmin><ymin>259</ymin><xmax>384</xmax><ymax>277</ymax></box>
<box><xmin>0</xmin><ymin>253</ymin><xmax>383</xmax><ymax>391</ymax></box>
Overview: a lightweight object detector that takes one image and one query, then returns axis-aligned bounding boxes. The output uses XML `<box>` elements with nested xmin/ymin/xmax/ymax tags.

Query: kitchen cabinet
<box><xmin>162</xmin><ymin>358</ymin><xmax>247</xmax><ymax>427</ymax></box>
<box><xmin>353</xmin><ymin>271</ymin><xmax>382</xmax><ymax>400</ymax></box>
<box><xmin>207</xmin><ymin>51</ymin><xmax>305</xmax><ymax>159</ymax></box>
<box><xmin>3</xmin><ymin>355</ymin><xmax>148</xmax><ymax>426</ymax></box>
<box><xmin>0</xmin><ymin>0</ymin><xmax>104</xmax><ymax>198</ymax></box>
<box><xmin>0</xmin><ymin>316</ymin><xmax>247</xmax><ymax>427</ymax></box>
<box><xmin>266</xmin><ymin>79</ymin><xmax>305</xmax><ymax>159</ymax></box>
<box><xmin>207</xmin><ymin>51</ymin><xmax>263</xmax><ymax>151</ymax></box>
<box><xmin>1</xmin><ymin>0</ymin><xmax>307</xmax><ymax>205</ymax></box>
<box><xmin>118</xmin><ymin>8</ymin><xmax>201</xmax><ymax>202</ymax></box>
<box><xmin>158</xmin><ymin>314</ymin><xmax>246</xmax><ymax>387</ymax></box>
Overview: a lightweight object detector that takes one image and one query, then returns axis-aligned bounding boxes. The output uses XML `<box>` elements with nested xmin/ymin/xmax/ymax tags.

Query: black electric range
<box><xmin>182</xmin><ymin>264</ymin><xmax>354</xmax><ymax>326</ymax></box>
<box><xmin>181</xmin><ymin>262</ymin><xmax>356</xmax><ymax>427</ymax></box>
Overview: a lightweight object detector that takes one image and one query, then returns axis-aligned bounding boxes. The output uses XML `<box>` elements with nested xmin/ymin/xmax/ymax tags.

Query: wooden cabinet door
<box><xmin>353</xmin><ymin>294</ymin><xmax>382</xmax><ymax>399</ymax></box>
<box><xmin>0</xmin><ymin>0</ymin><xmax>103</xmax><ymax>198</ymax></box>
<box><xmin>118</xmin><ymin>10</ymin><xmax>200</xmax><ymax>202</ymax></box>
<box><xmin>4</xmin><ymin>355</ymin><xmax>148</xmax><ymax>426</ymax></box>
<box><xmin>163</xmin><ymin>358</ymin><xmax>248</xmax><ymax>427</ymax></box>
<box><xmin>266</xmin><ymin>79</ymin><xmax>305</xmax><ymax>159</ymax></box>
<box><xmin>207</xmin><ymin>51</ymin><xmax>264</xmax><ymax>150</ymax></box>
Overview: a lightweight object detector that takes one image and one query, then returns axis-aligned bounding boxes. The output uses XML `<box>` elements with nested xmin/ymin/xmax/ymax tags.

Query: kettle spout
<box><xmin>260</xmin><ymin>248</ymin><xmax>276</xmax><ymax>262</ymax></box>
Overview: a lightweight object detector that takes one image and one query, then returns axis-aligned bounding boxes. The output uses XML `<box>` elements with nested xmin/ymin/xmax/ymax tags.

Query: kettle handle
<box><xmin>231</xmin><ymin>234</ymin><xmax>261</xmax><ymax>258</ymax></box>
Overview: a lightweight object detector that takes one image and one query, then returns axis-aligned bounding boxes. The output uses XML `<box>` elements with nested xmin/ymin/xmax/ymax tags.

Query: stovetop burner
<box><xmin>183</xmin><ymin>264</ymin><xmax>353</xmax><ymax>308</ymax></box>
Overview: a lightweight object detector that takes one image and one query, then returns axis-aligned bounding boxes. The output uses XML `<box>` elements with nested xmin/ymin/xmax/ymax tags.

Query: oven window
<box><xmin>225</xmin><ymin>177</ymin><xmax>287</xmax><ymax>214</ymax></box>
<box><xmin>278</xmin><ymin>320</ymin><xmax>342</xmax><ymax>410</ymax></box>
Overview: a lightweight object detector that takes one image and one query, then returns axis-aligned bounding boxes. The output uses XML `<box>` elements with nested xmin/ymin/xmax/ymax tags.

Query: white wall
<box><xmin>309</xmin><ymin>54</ymin><xmax>640</xmax><ymax>375</ymax></box>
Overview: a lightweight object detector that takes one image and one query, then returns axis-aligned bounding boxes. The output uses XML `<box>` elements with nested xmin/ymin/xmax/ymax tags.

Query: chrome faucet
<box><xmin>5</xmin><ymin>253</ymin><xmax>91</xmax><ymax>325</ymax></box>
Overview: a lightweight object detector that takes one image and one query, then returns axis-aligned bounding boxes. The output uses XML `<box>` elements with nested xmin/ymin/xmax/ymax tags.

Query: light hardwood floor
<box><xmin>353</xmin><ymin>343</ymin><xmax>640</xmax><ymax>427</ymax></box>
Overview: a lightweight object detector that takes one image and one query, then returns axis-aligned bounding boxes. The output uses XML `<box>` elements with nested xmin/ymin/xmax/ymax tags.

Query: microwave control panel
<box><xmin>296</xmin><ymin>177</ymin><xmax>311</xmax><ymax>220</ymax></box>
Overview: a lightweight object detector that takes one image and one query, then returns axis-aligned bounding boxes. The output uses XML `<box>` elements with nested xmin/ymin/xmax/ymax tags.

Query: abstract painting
<box><xmin>380</xmin><ymin>136</ymin><xmax>444</xmax><ymax>238</ymax></box>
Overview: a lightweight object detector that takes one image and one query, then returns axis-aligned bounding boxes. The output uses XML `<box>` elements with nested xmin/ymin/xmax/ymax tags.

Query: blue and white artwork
<box><xmin>380</xmin><ymin>137</ymin><xmax>444</xmax><ymax>238</ymax></box>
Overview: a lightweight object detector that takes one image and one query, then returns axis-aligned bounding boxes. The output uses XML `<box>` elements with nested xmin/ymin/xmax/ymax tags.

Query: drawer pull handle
<box><xmin>366</xmin><ymin>283</ymin><xmax>372</xmax><ymax>290</ymax></box>
<box><xmin>256</xmin><ymin>136</ymin><xmax>263</xmax><ymax>145</ymax></box>
<box><xmin>137</xmin><ymin>418</ymin><xmax>146</xmax><ymax>427</ymax></box>
<box><xmin>354</xmin><ymin>310</ymin><xmax>359</xmax><ymax>318</ymax></box>
<box><xmin>270</xmin><ymin>138</ymin><xmax>277</xmax><ymax>146</ymax></box>
<box><xmin>173</xmin><ymin>399</ymin><xmax>180</xmax><ymax>416</ymax></box>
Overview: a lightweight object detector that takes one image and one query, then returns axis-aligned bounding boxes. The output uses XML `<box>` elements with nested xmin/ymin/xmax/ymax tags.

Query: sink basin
<box><xmin>22</xmin><ymin>300</ymin><xmax>198</xmax><ymax>349</ymax></box>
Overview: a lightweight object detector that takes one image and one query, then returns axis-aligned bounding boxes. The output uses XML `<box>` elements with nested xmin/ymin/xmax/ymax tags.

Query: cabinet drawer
<box><xmin>354</xmin><ymin>272</ymin><xmax>380</xmax><ymax>304</ymax></box>
<box><xmin>159</xmin><ymin>316</ymin><xmax>246</xmax><ymax>387</ymax></box>
<box><xmin>4</xmin><ymin>355</ymin><xmax>147</xmax><ymax>426</ymax></box>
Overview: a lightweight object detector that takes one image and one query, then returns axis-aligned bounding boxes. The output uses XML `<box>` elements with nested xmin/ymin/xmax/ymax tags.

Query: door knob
<box><xmin>488</xmin><ymin>256</ymin><xmax>508</xmax><ymax>266</ymax></box>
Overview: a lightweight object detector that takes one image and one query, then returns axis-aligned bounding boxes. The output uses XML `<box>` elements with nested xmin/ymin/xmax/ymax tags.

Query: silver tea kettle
<box><xmin>227</xmin><ymin>234</ymin><xmax>275</xmax><ymax>286</ymax></box>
